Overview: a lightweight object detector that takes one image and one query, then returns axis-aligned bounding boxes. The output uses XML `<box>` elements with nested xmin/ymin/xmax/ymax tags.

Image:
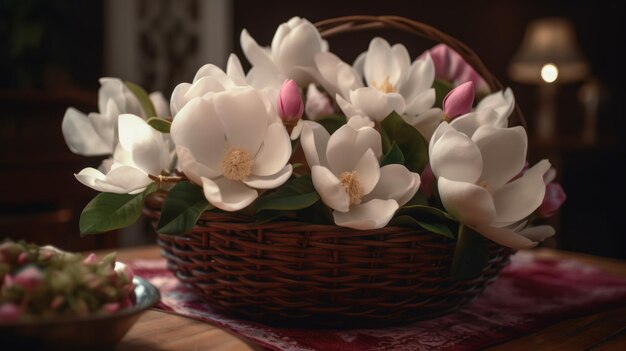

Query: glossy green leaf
<box><xmin>451</xmin><ymin>225</ymin><xmax>489</xmax><ymax>280</ymax></box>
<box><xmin>254</xmin><ymin>175</ymin><xmax>320</xmax><ymax>213</ymax></box>
<box><xmin>433</xmin><ymin>79</ymin><xmax>454</xmax><ymax>108</ymax></box>
<box><xmin>316</xmin><ymin>114</ymin><xmax>347</xmax><ymax>135</ymax></box>
<box><xmin>125</xmin><ymin>81</ymin><xmax>157</xmax><ymax>118</ymax></box>
<box><xmin>156</xmin><ymin>181</ymin><xmax>213</xmax><ymax>234</ymax></box>
<box><xmin>380</xmin><ymin>112</ymin><xmax>429</xmax><ymax>172</ymax></box>
<box><xmin>380</xmin><ymin>141</ymin><xmax>405</xmax><ymax>166</ymax></box>
<box><xmin>146</xmin><ymin>117</ymin><xmax>172</xmax><ymax>133</ymax></box>
<box><xmin>389</xmin><ymin>215</ymin><xmax>455</xmax><ymax>239</ymax></box>
<box><xmin>399</xmin><ymin>204</ymin><xmax>455</xmax><ymax>221</ymax></box>
<box><xmin>79</xmin><ymin>183</ymin><xmax>157</xmax><ymax>236</ymax></box>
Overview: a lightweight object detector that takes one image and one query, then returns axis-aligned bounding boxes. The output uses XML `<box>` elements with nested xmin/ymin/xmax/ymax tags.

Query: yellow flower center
<box><xmin>339</xmin><ymin>170</ymin><xmax>364</xmax><ymax>205</ymax></box>
<box><xmin>221</xmin><ymin>147</ymin><xmax>253</xmax><ymax>181</ymax></box>
<box><xmin>371</xmin><ymin>76</ymin><xmax>396</xmax><ymax>93</ymax></box>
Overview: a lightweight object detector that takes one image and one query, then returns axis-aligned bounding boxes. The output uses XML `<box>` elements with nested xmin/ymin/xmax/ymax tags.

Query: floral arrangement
<box><xmin>0</xmin><ymin>240</ymin><xmax>134</xmax><ymax>321</ymax></box>
<box><xmin>61</xmin><ymin>17</ymin><xmax>565</xmax><ymax>278</ymax></box>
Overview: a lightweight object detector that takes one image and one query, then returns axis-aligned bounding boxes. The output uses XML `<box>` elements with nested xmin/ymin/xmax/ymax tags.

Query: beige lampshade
<box><xmin>509</xmin><ymin>17</ymin><xmax>589</xmax><ymax>84</ymax></box>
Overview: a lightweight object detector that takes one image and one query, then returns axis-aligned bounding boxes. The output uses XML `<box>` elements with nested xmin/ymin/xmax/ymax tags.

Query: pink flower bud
<box><xmin>83</xmin><ymin>253</ymin><xmax>97</xmax><ymax>264</ymax></box>
<box><xmin>305</xmin><ymin>84</ymin><xmax>334</xmax><ymax>120</ymax></box>
<box><xmin>537</xmin><ymin>182</ymin><xmax>567</xmax><ymax>218</ymax></box>
<box><xmin>418</xmin><ymin>163</ymin><xmax>435</xmax><ymax>198</ymax></box>
<box><xmin>278</xmin><ymin>79</ymin><xmax>304</xmax><ymax>122</ymax></box>
<box><xmin>50</xmin><ymin>295</ymin><xmax>65</xmax><ymax>309</ymax></box>
<box><xmin>14</xmin><ymin>265</ymin><xmax>43</xmax><ymax>291</ymax></box>
<box><xmin>443</xmin><ymin>81</ymin><xmax>475</xmax><ymax>121</ymax></box>
<box><xmin>3</xmin><ymin>274</ymin><xmax>15</xmax><ymax>289</ymax></box>
<box><xmin>0</xmin><ymin>303</ymin><xmax>21</xmax><ymax>322</ymax></box>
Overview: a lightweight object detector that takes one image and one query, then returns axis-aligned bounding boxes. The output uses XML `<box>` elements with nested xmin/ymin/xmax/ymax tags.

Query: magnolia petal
<box><xmin>429</xmin><ymin>121</ymin><xmax>455</xmax><ymax>151</ymax></box>
<box><xmin>244</xmin><ymin>164</ymin><xmax>292</xmax><ymax>189</ymax></box>
<box><xmin>170</xmin><ymin>97</ymin><xmax>226</xmax><ymax>170</ymax></box>
<box><xmin>213</xmin><ymin>87</ymin><xmax>269</xmax><ymax>155</ymax></box>
<box><xmin>336</xmin><ymin>94</ymin><xmax>363</xmax><ymax>118</ymax></box>
<box><xmin>449</xmin><ymin>109</ymin><xmax>499</xmax><ymax>138</ymax></box>
<box><xmin>186</xmin><ymin>76</ymin><xmax>226</xmax><ymax>99</ymax></box>
<box><xmin>311</xmin><ymin>165</ymin><xmax>350</xmax><ymax>212</ymax></box>
<box><xmin>326</xmin><ymin>124</ymin><xmax>382</xmax><ymax>174</ymax></box>
<box><xmin>251</xmin><ymin>123</ymin><xmax>292</xmax><ymax>177</ymax></box>
<box><xmin>438</xmin><ymin>177</ymin><xmax>497</xmax><ymax>226</ymax></box>
<box><xmin>518</xmin><ymin>225</ymin><xmax>555</xmax><ymax>242</ymax></box>
<box><xmin>443</xmin><ymin>81</ymin><xmax>475</xmax><ymax>119</ymax></box>
<box><xmin>75</xmin><ymin>166</ymin><xmax>150</xmax><ymax>194</ymax></box>
<box><xmin>430</xmin><ymin>130</ymin><xmax>482</xmax><ymax>183</ymax></box>
<box><xmin>404</xmin><ymin>88</ymin><xmax>436</xmax><ymax>116</ymax></box>
<box><xmin>472</xmin><ymin>125</ymin><xmax>527</xmax><ymax>190</ymax></box>
<box><xmin>97</xmin><ymin>78</ymin><xmax>125</xmax><ymax>116</ymax></box>
<box><xmin>349</xmin><ymin>88</ymin><xmax>405</xmax><ymax>122</ymax></box>
<box><xmin>90</xmin><ymin>99</ymin><xmax>118</xmax><ymax>147</ymax></box>
<box><xmin>353</xmin><ymin>149</ymin><xmax>381</xmax><ymax>196</ymax></box>
<box><xmin>390</xmin><ymin>44</ymin><xmax>411</xmax><ymax>87</ymax></box>
<box><xmin>363</xmin><ymin>37</ymin><xmax>396</xmax><ymax>88</ymax></box>
<box><xmin>476</xmin><ymin>88</ymin><xmax>515</xmax><ymax>126</ymax></box>
<box><xmin>333</xmin><ymin>198</ymin><xmax>399</xmax><ymax>230</ymax></box>
<box><xmin>240</xmin><ymin>29</ymin><xmax>275</xmax><ymax>69</ymax></box>
<box><xmin>473</xmin><ymin>225</ymin><xmax>537</xmax><ymax>249</ymax></box>
<box><xmin>201</xmin><ymin>177</ymin><xmax>258</xmax><ymax>212</ymax></box>
<box><xmin>226</xmin><ymin>54</ymin><xmax>247</xmax><ymax>86</ymax></box>
<box><xmin>275</xmin><ymin>19</ymin><xmax>322</xmax><ymax>72</ymax></box>
<box><xmin>118</xmin><ymin>114</ymin><xmax>165</xmax><ymax>175</ymax></box>
<box><xmin>366</xmin><ymin>164</ymin><xmax>420</xmax><ymax>206</ymax></box>
<box><xmin>300</xmin><ymin>121</ymin><xmax>330</xmax><ymax>167</ymax></box>
<box><xmin>170</xmin><ymin>83</ymin><xmax>191</xmax><ymax>117</ymax></box>
<box><xmin>347</xmin><ymin>115</ymin><xmax>375</xmax><ymax>129</ymax></box>
<box><xmin>401</xmin><ymin>54</ymin><xmax>435</xmax><ymax>102</ymax></box>
<box><xmin>492</xmin><ymin>159</ymin><xmax>551</xmax><ymax>224</ymax></box>
<box><xmin>175</xmin><ymin>145</ymin><xmax>221</xmax><ymax>184</ymax></box>
<box><xmin>62</xmin><ymin>108</ymin><xmax>111</xmax><ymax>156</ymax></box>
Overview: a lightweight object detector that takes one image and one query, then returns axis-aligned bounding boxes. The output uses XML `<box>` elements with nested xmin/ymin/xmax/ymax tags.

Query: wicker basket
<box><xmin>147</xmin><ymin>15</ymin><xmax>521</xmax><ymax>328</ymax></box>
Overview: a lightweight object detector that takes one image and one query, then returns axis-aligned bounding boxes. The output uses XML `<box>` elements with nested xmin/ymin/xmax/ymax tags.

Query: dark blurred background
<box><xmin>1</xmin><ymin>0</ymin><xmax>624</xmax><ymax>258</ymax></box>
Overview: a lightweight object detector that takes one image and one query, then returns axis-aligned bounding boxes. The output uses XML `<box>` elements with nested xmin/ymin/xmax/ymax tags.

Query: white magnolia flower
<box><xmin>429</xmin><ymin>121</ymin><xmax>553</xmax><ymax>249</ymax></box>
<box><xmin>74</xmin><ymin>114</ymin><xmax>169</xmax><ymax>194</ymax></box>
<box><xmin>241</xmin><ymin>16</ymin><xmax>327</xmax><ymax>86</ymax></box>
<box><xmin>62</xmin><ymin>77</ymin><xmax>167</xmax><ymax>157</ymax></box>
<box><xmin>170</xmin><ymin>54</ymin><xmax>249</xmax><ymax>117</ymax></box>
<box><xmin>318</xmin><ymin>37</ymin><xmax>441</xmax><ymax>140</ymax></box>
<box><xmin>170</xmin><ymin>87</ymin><xmax>293</xmax><ymax>211</ymax></box>
<box><xmin>300</xmin><ymin>122</ymin><xmax>420</xmax><ymax>230</ymax></box>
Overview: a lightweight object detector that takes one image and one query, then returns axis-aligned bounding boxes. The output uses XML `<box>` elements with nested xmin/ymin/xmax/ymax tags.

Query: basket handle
<box><xmin>315</xmin><ymin>15</ymin><xmax>526</xmax><ymax>129</ymax></box>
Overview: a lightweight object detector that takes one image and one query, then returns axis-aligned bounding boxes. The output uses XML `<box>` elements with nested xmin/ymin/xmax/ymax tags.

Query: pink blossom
<box><xmin>14</xmin><ymin>265</ymin><xmax>43</xmax><ymax>291</ymax></box>
<box><xmin>0</xmin><ymin>303</ymin><xmax>21</xmax><ymax>321</ymax></box>
<box><xmin>443</xmin><ymin>81</ymin><xmax>475</xmax><ymax>121</ymax></box>
<box><xmin>537</xmin><ymin>182</ymin><xmax>567</xmax><ymax>218</ymax></box>
<box><xmin>424</xmin><ymin>44</ymin><xmax>490</xmax><ymax>92</ymax></box>
<box><xmin>278</xmin><ymin>79</ymin><xmax>304</xmax><ymax>122</ymax></box>
<box><xmin>102</xmin><ymin>302</ymin><xmax>120</xmax><ymax>314</ymax></box>
<box><xmin>83</xmin><ymin>253</ymin><xmax>98</xmax><ymax>264</ymax></box>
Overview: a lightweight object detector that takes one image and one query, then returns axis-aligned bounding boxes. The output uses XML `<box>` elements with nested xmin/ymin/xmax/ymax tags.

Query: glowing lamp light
<box><xmin>541</xmin><ymin>64</ymin><xmax>559</xmax><ymax>83</ymax></box>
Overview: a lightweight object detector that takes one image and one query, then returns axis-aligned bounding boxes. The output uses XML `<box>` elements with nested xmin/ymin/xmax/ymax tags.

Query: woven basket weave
<box><xmin>148</xmin><ymin>15</ymin><xmax>520</xmax><ymax>328</ymax></box>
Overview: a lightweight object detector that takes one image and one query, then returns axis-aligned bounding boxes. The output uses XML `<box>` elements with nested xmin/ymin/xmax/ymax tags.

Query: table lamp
<box><xmin>508</xmin><ymin>17</ymin><xmax>589</xmax><ymax>141</ymax></box>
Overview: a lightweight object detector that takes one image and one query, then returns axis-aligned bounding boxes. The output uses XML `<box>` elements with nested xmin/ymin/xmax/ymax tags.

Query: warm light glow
<box><xmin>541</xmin><ymin>63</ymin><xmax>559</xmax><ymax>83</ymax></box>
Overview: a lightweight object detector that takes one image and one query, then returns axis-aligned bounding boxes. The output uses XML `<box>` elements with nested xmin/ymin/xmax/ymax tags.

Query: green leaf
<box><xmin>399</xmin><ymin>204</ymin><xmax>455</xmax><ymax>221</ymax></box>
<box><xmin>433</xmin><ymin>79</ymin><xmax>454</xmax><ymax>108</ymax></box>
<box><xmin>380</xmin><ymin>141</ymin><xmax>405</xmax><ymax>166</ymax></box>
<box><xmin>125</xmin><ymin>81</ymin><xmax>157</xmax><ymax>118</ymax></box>
<box><xmin>79</xmin><ymin>183</ymin><xmax>157</xmax><ymax>236</ymax></box>
<box><xmin>451</xmin><ymin>225</ymin><xmax>489</xmax><ymax>280</ymax></box>
<box><xmin>156</xmin><ymin>181</ymin><xmax>213</xmax><ymax>234</ymax></box>
<box><xmin>380</xmin><ymin>111</ymin><xmax>429</xmax><ymax>173</ymax></box>
<box><xmin>146</xmin><ymin>117</ymin><xmax>171</xmax><ymax>133</ymax></box>
<box><xmin>316</xmin><ymin>114</ymin><xmax>347</xmax><ymax>135</ymax></box>
<box><xmin>389</xmin><ymin>215</ymin><xmax>455</xmax><ymax>239</ymax></box>
<box><xmin>254</xmin><ymin>175</ymin><xmax>320</xmax><ymax>212</ymax></box>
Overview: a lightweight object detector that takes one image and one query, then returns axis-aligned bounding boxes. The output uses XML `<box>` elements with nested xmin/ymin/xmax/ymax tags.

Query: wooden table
<box><xmin>108</xmin><ymin>246</ymin><xmax>626</xmax><ymax>351</ymax></box>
